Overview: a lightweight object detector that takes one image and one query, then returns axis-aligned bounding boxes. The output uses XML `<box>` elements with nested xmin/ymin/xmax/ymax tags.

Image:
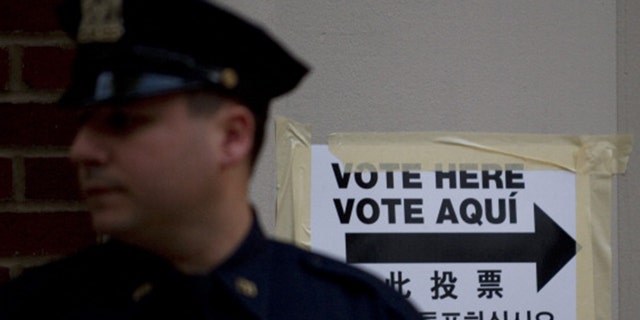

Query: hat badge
<box><xmin>77</xmin><ymin>0</ymin><xmax>125</xmax><ymax>43</ymax></box>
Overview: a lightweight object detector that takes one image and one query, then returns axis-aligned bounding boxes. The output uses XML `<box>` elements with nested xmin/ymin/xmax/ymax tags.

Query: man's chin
<box><xmin>89</xmin><ymin>208</ymin><xmax>134</xmax><ymax>236</ymax></box>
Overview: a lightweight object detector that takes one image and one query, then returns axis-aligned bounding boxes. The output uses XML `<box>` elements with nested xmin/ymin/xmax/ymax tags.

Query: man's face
<box><xmin>69</xmin><ymin>93</ymin><xmax>224</xmax><ymax>240</ymax></box>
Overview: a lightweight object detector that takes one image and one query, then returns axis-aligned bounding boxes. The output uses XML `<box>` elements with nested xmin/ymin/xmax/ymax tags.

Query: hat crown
<box><xmin>58</xmin><ymin>0</ymin><xmax>309</xmax><ymax>107</ymax></box>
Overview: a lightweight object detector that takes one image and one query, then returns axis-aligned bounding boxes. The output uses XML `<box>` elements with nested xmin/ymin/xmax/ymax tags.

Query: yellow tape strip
<box><xmin>274</xmin><ymin>116</ymin><xmax>311</xmax><ymax>249</ymax></box>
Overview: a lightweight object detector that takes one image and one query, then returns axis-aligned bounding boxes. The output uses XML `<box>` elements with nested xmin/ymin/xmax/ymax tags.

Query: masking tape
<box><xmin>274</xmin><ymin>116</ymin><xmax>311</xmax><ymax>249</ymax></box>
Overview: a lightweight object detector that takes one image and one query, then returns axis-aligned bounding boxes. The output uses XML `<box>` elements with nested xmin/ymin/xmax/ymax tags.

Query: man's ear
<box><xmin>216</xmin><ymin>103</ymin><xmax>255</xmax><ymax>167</ymax></box>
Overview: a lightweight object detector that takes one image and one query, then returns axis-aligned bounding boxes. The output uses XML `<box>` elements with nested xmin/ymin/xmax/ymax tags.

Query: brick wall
<box><xmin>0</xmin><ymin>0</ymin><xmax>97</xmax><ymax>283</ymax></box>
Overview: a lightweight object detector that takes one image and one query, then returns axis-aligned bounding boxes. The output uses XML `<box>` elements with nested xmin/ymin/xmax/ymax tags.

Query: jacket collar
<box><xmin>211</xmin><ymin>218</ymin><xmax>271</xmax><ymax>319</ymax></box>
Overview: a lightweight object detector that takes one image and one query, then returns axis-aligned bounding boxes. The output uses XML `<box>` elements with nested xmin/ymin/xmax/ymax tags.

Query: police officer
<box><xmin>0</xmin><ymin>0</ymin><xmax>422</xmax><ymax>319</ymax></box>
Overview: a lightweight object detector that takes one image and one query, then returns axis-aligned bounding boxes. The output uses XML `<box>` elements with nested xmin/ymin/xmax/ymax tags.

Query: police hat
<box><xmin>57</xmin><ymin>0</ymin><xmax>309</xmax><ymax>109</ymax></box>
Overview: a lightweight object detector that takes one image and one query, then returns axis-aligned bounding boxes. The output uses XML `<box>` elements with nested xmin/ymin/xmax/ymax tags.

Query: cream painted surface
<box><xmin>213</xmin><ymin>1</ymin><xmax>636</xmax><ymax>319</ymax></box>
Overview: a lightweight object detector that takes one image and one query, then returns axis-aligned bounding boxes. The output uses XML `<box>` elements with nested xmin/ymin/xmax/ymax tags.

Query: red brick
<box><xmin>0</xmin><ymin>0</ymin><xmax>66</xmax><ymax>33</ymax></box>
<box><xmin>0</xmin><ymin>158</ymin><xmax>12</xmax><ymax>201</ymax></box>
<box><xmin>0</xmin><ymin>103</ymin><xmax>79</xmax><ymax>147</ymax></box>
<box><xmin>0</xmin><ymin>211</ymin><xmax>95</xmax><ymax>257</ymax></box>
<box><xmin>0</xmin><ymin>48</ymin><xmax>8</xmax><ymax>91</ymax></box>
<box><xmin>22</xmin><ymin>46</ymin><xmax>75</xmax><ymax>90</ymax></box>
<box><xmin>24</xmin><ymin>157</ymin><xmax>80</xmax><ymax>201</ymax></box>
<box><xmin>0</xmin><ymin>267</ymin><xmax>9</xmax><ymax>284</ymax></box>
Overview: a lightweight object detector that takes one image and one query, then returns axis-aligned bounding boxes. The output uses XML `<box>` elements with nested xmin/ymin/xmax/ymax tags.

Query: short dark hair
<box><xmin>186</xmin><ymin>90</ymin><xmax>267</xmax><ymax>169</ymax></box>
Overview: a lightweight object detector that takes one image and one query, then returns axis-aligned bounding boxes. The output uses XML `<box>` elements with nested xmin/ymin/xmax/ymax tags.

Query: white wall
<box><xmin>616</xmin><ymin>1</ymin><xmax>640</xmax><ymax>319</ymax></box>
<box><xmin>215</xmin><ymin>1</ymin><xmax>637</xmax><ymax>318</ymax></box>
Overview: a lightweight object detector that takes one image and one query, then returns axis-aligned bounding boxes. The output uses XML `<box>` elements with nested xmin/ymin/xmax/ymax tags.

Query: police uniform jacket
<box><xmin>0</xmin><ymin>219</ymin><xmax>422</xmax><ymax>319</ymax></box>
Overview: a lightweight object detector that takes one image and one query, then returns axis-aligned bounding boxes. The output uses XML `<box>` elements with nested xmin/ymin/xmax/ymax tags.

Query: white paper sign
<box><xmin>310</xmin><ymin>145</ymin><xmax>576</xmax><ymax>319</ymax></box>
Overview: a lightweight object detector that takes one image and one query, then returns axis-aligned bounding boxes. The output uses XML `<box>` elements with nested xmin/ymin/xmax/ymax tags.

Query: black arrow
<box><xmin>345</xmin><ymin>204</ymin><xmax>576</xmax><ymax>291</ymax></box>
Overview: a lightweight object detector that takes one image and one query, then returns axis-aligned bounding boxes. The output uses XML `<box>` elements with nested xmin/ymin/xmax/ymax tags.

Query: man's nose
<box><xmin>69</xmin><ymin>126</ymin><xmax>109</xmax><ymax>166</ymax></box>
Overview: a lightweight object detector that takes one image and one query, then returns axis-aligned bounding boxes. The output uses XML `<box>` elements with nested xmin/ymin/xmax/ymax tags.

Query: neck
<box><xmin>122</xmin><ymin>203</ymin><xmax>254</xmax><ymax>275</ymax></box>
<box><xmin>169</xmin><ymin>204</ymin><xmax>254</xmax><ymax>274</ymax></box>
<box><xmin>112</xmin><ymin>160</ymin><xmax>256</xmax><ymax>274</ymax></box>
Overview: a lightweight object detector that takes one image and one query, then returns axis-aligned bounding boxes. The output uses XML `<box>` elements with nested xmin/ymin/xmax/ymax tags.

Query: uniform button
<box><xmin>132</xmin><ymin>282</ymin><xmax>154</xmax><ymax>302</ymax></box>
<box><xmin>235</xmin><ymin>277</ymin><xmax>258</xmax><ymax>298</ymax></box>
<box><xmin>221</xmin><ymin>68</ymin><xmax>239</xmax><ymax>89</ymax></box>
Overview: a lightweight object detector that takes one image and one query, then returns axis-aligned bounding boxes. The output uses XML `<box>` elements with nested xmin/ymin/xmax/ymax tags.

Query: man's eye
<box><xmin>75</xmin><ymin>109</ymin><xmax>93</xmax><ymax>126</ymax></box>
<box><xmin>76</xmin><ymin>108</ymin><xmax>153</xmax><ymax>134</ymax></box>
<box><xmin>107</xmin><ymin>112</ymin><xmax>133</xmax><ymax>131</ymax></box>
